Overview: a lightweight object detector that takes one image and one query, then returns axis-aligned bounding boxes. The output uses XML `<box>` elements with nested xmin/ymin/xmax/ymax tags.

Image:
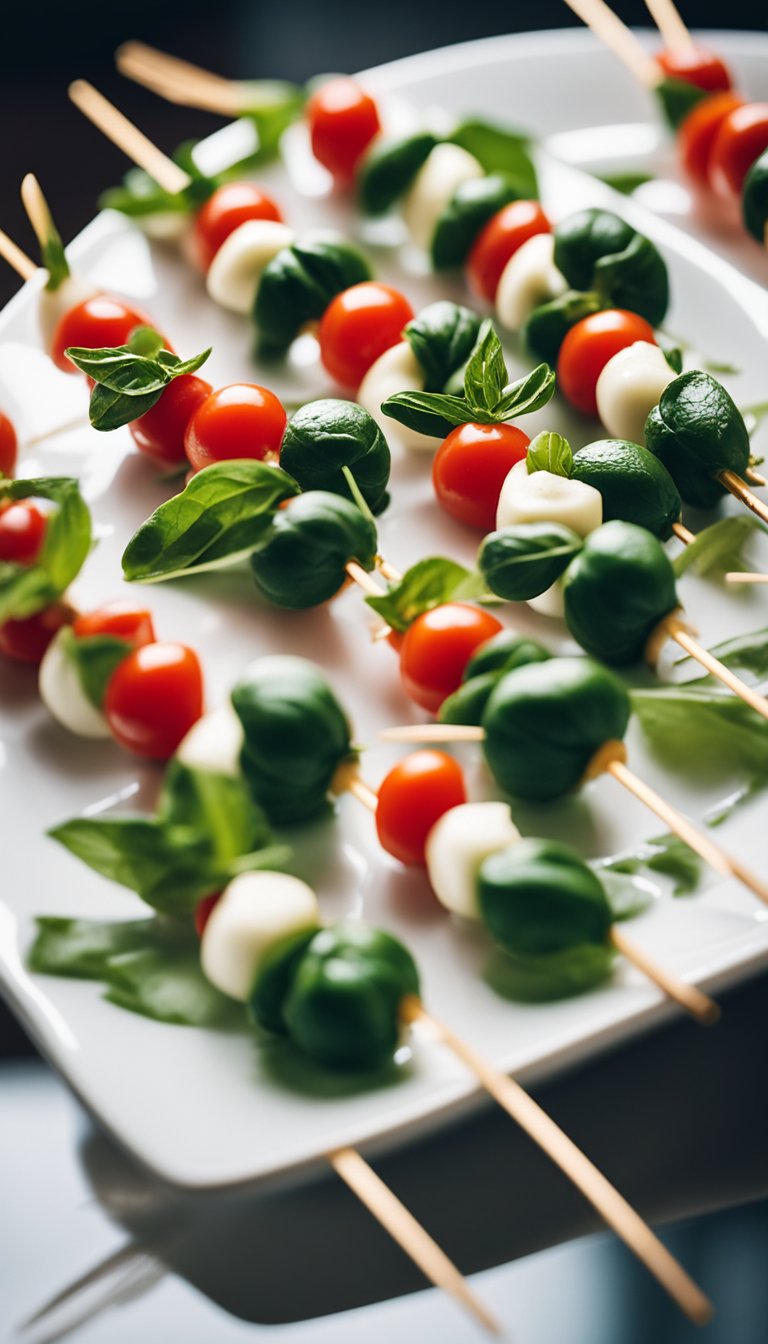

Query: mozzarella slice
<box><xmin>38</xmin><ymin>274</ymin><xmax>99</xmax><ymax>355</ymax></box>
<box><xmin>201</xmin><ymin>871</ymin><xmax>320</xmax><ymax>1001</ymax></box>
<box><xmin>206</xmin><ymin>220</ymin><xmax>296</xmax><ymax>314</ymax></box>
<box><xmin>402</xmin><ymin>143</ymin><xmax>484</xmax><ymax>251</ymax></box>
<box><xmin>358</xmin><ymin>341</ymin><xmax>441</xmax><ymax>453</ymax></box>
<box><xmin>38</xmin><ymin>629</ymin><xmax>111</xmax><ymax>739</ymax></box>
<box><xmin>495</xmin><ymin>233</ymin><xmax>567</xmax><ymax>333</ymax></box>
<box><xmin>596</xmin><ymin>341</ymin><xmax>676</xmax><ymax>445</ymax></box>
<box><xmin>425</xmin><ymin>802</ymin><xmax>521</xmax><ymax>919</ymax></box>
<box><xmin>175</xmin><ymin>704</ymin><xmax>244</xmax><ymax>776</ymax></box>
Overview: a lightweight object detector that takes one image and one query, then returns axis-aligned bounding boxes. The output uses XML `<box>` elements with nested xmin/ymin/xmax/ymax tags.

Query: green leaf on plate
<box><xmin>365</xmin><ymin>556</ymin><xmax>487</xmax><ymax>633</ymax></box>
<box><xmin>0</xmin><ymin>476</ymin><xmax>91</xmax><ymax>622</ymax></box>
<box><xmin>59</xmin><ymin>629</ymin><xmax>133</xmax><ymax>709</ymax></box>
<box><xmin>447</xmin><ymin>118</ymin><xmax>537</xmax><ymax>191</ymax></box>
<box><xmin>672</xmin><ymin>515</ymin><xmax>766</xmax><ymax>578</ymax></box>
<box><xmin>526</xmin><ymin>430</ymin><xmax>573</xmax><ymax>477</ymax></box>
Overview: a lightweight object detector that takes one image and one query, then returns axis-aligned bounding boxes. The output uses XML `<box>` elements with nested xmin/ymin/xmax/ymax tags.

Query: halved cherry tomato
<box><xmin>467</xmin><ymin>201</ymin><xmax>552</xmax><ymax>302</ymax></box>
<box><xmin>0</xmin><ymin>501</ymin><xmax>47</xmax><ymax>565</ymax></box>
<box><xmin>73</xmin><ymin>600</ymin><xmax>156</xmax><ymax>648</ymax></box>
<box><xmin>657</xmin><ymin>47</ymin><xmax>732</xmax><ymax>92</ymax></box>
<box><xmin>104</xmin><ymin>642</ymin><xmax>204</xmax><ymax>760</ymax></box>
<box><xmin>307</xmin><ymin>78</ymin><xmax>381</xmax><ymax>183</ymax></box>
<box><xmin>0</xmin><ymin>412</ymin><xmax>17</xmax><ymax>476</ymax></box>
<box><xmin>557</xmin><ymin>309</ymin><xmax>657</xmax><ymax>417</ymax></box>
<box><xmin>318</xmin><ymin>282</ymin><xmax>414</xmax><ymax>389</ymax></box>
<box><xmin>709</xmin><ymin>103</ymin><xmax>768</xmax><ymax>200</ymax></box>
<box><xmin>191</xmin><ymin>183</ymin><xmax>283</xmax><ymax>272</ymax></box>
<box><xmin>184</xmin><ymin>383</ymin><xmax>287</xmax><ymax>472</ymax></box>
<box><xmin>678</xmin><ymin>91</ymin><xmax>745</xmax><ymax>185</ymax></box>
<box><xmin>129</xmin><ymin>375</ymin><xmax>213</xmax><ymax>468</ymax></box>
<box><xmin>0</xmin><ymin>601</ymin><xmax>74</xmax><ymax>665</ymax></box>
<box><xmin>432</xmin><ymin>422</ymin><xmax>530</xmax><ymax>532</ymax></box>
<box><xmin>50</xmin><ymin>295</ymin><xmax>155</xmax><ymax>374</ymax></box>
<box><xmin>400</xmin><ymin>603</ymin><xmax>504</xmax><ymax>714</ymax></box>
<box><xmin>375</xmin><ymin>750</ymin><xmax>466</xmax><ymax>866</ymax></box>
<box><xmin>195</xmin><ymin>891</ymin><xmax>222</xmax><ymax>937</ymax></box>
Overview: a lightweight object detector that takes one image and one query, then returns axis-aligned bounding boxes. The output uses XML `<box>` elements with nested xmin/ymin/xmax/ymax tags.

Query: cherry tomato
<box><xmin>195</xmin><ymin>891</ymin><xmax>222</xmax><ymax>937</ymax></box>
<box><xmin>709</xmin><ymin>103</ymin><xmax>768</xmax><ymax>200</ymax></box>
<box><xmin>129</xmin><ymin>375</ymin><xmax>213</xmax><ymax>468</ymax></box>
<box><xmin>0</xmin><ymin>411</ymin><xmax>17</xmax><ymax>476</ymax></box>
<box><xmin>50</xmin><ymin>295</ymin><xmax>155</xmax><ymax>374</ymax></box>
<box><xmin>73</xmin><ymin>600</ymin><xmax>156</xmax><ymax>648</ymax></box>
<box><xmin>318</xmin><ymin>283</ymin><xmax>414</xmax><ymax>389</ymax></box>
<box><xmin>557</xmin><ymin>309</ymin><xmax>657</xmax><ymax>417</ymax></box>
<box><xmin>0</xmin><ymin>501</ymin><xmax>47</xmax><ymax>565</ymax></box>
<box><xmin>678</xmin><ymin>91</ymin><xmax>745</xmax><ymax>186</ymax></box>
<box><xmin>467</xmin><ymin>201</ymin><xmax>552</xmax><ymax>302</ymax></box>
<box><xmin>307</xmin><ymin>78</ymin><xmax>381</xmax><ymax>183</ymax></box>
<box><xmin>104</xmin><ymin>642</ymin><xmax>204</xmax><ymax>760</ymax></box>
<box><xmin>0</xmin><ymin>600</ymin><xmax>74</xmax><ymax>665</ymax></box>
<box><xmin>191</xmin><ymin>183</ymin><xmax>283</xmax><ymax>272</ymax></box>
<box><xmin>400</xmin><ymin>603</ymin><xmax>504</xmax><ymax>714</ymax></box>
<box><xmin>375</xmin><ymin>751</ymin><xmax>467</xmax><ymax>866</ymax></box>
<box><xmin>184</xmin><ymin>384</ymin><xmax>287</xmax><ymax>472</ymax></box>
<box><xmin>657</xmin><ymin>47</ymin><xmax>732</xmax><ymax>92</ymax></box>
<box><xmin>432</xmin><ymin>422</ymin><xmax>530</xmax><ymax>532</ymax></box>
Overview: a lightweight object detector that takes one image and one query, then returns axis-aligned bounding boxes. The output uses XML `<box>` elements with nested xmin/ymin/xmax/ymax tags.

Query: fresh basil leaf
<box><xmin>595</xmin><ymin>869</ymin><xmax>654</xmax><ymax>920</ymax></box>
<box><xmin>677</xmin><ymin>626</ymin><xmax>768</xmax><ymax>687</ymax></box>
<box><xmin>404</xmin><ymin>301</ymin><xmax>481</xmax><ymax>392</ymax></box>
<box><xmin>40</xmin><ymin>221</ymin><xmax>70</xmax><ymax>293</ymax></box>
<box><xmin>88</xmin><ymin>382</ymin><xmax>163</xmax><ymax>433</ymax></box>
<box><xmin>365</xmin><ymin>557</ymin><xmax>487</xmax><ymax>633</ymax></box>
<box><xmin>593</xmin><ymin>231</ymin><xmax>669</xmax><ymax>329</ymax></box>
<box><xmin>479</xmin><ymin>522</ymin><xmax>583</xmax><ymax>601</ymax></box>
<box><xmin>656</xmin><ymin>332</ymin><xmax>683</xmax><ymax>374</ymax></box>
<box><xmin>358</xmin><ymin>131</ymin><xmax>439</xmax><ymax>215</ymax></box>
<box><xmin>485</xmin><ymin>942</ymin><xmax>615</xmax><ymax>1003</ymax></box>
<box><xmin>597</xmin><ymin>834</ymin><xmax>702</xmax><ymax>901</ymax></box>
<box><xmin>382</xmin><ymin>353</ymin><xmax>554</xmax><ymax>435</ymax></box>
<box><xmin>49</xmin><ymin>816</ymin><xmax>218</xmax><ymax>914</ymax></box>
<box><xmin>495</xmin><ymin>363</ymin><xmax>556</xmax><ymax>419</ymax></box>
<box><xmin>157</xmin><ymin>347</ymin><xmax>212</xmax><ymax>378</ymax></box>
<box><xmin>100</xmin><ymin>166</ymin><xmax>189</xmax><ymax>219</ymax></box>
<box><xmin>59</xmin><ymin>628</ymin><xmax>133</xmax><ymax>710</ymax></box>
<box><xmin>464</xmin><ymin>320</ymin><xmax>508</xmax><ymax>413</ymax></box>
<box><xmin>447</xmin><ymin>119</ymin><xmax>537</xmax><ymax>192</ymax></box>
<box><xmin>632</xmin><ymin>683</ymin><xmax>768</xmax><ymax>794</ymax></box>
<box><xmin>381</xmin><ymin>389</ymin><xmax>489</xmax><ymax>439</ymax></box>
<box><xmin>523</xmin><ymin>290</ymin><xmax>602</xmax><ymax>366</ymax></box>
<box><xmin>122</xmin><ymin>461</ymin><xmax>299</xmax><ymax>582</ymax></box>
<box><xmin>656</xmin><ymin>76</ymin><xmax>710</xmax><ymax>130</ymax></box>
<box><xmin>69</xmin><ymin>336</ymin><xmax>211</xmax><ymax>433</ymax></box>
<box><xmin>0</xmin><ymin>476</ymin><xmax>91</xmax><ymax>621</ymax></box>
<box><xmin>128</xmin><ymin>326</ymin><xmax>166</xmax><ymax>357</ymax></box>
<box><xmin>65</xmin><ymin>347</ymin><xmax>171</xmax><ymax>394</ymax></box>
<box><xmin>526</xmin><ymin>431</ymin><xmax>573</xmax><ymax>477</ymax></box>
<box><xmin>431</xmin><ymin>173</ymin><xmax>525</xmax><ymax>270</ymax></box>
<box><xmin>159</xmin><ymin>760</ymin><xmax>272</xmax><ymax>866</ymax></box>
<box><xmin>673</xmin><ymin>515</ymin><xmax>765</xmax><ymax>579</ymax></box>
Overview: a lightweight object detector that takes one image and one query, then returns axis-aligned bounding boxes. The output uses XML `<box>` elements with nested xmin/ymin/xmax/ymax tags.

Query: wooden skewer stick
<box><xmin>561</xmin><ymin>0</ymin><xmax>662</xmax><ymax>87</ymax></box>
<box><xmin>0</xmin><ymin>228</ymin><xmax>37</xmax><ymax>281</ymax></box>
<box><xmin>68</xmin><ymin>81</ymin><xmax>191</xmax><ymax>196</ymax></box>
<box><xmin>116</xmin><ymin>42</ymin><xmax>247</xmax><ymax>118</ymax></box>
<box><xmin>327</xmin><ymin>1147</ymin><xmax>501</xmax><ymax>1335</ymax></box>
<box><xmin>725</xmin><ymin>571</ymin><xmax>768</xmax><ymax>584</ymax></box>
<box><xmin>641</xmin><ymin>0</ymin><xmax>693</xmax><ymax>50</ymax></box>
<box><xmin>401</xmin><ymin>996</ymin><xmax>713</xmax><ymax>1325</ymax></box>
<box><xmin>671</xmin><ymin>520</ymin><xmax>696</xmax><ymax>545</ymax></box>
<box><xmin>719</xmin><ymin>469</ymin><xmax>768</xmax><ymax>528</ymax></box>
<box><xmin>653</xmin><ymin>612</ymin><xmax>768</xmax><ymax>725</ymax></box>
<box><xmin>609</xmin><ymin>924</ymin><xmax>718</xmax><ymax>1024</ymax></box>
<box><xmin>345</xmin><ymin>560</ymin><xmax>388</xmax><ymax>598</ymax></box>
<box><xmin>377</xmin><ymin>557</ymin><xmax>403</xmax><ymax>583</ymax></box>
<box><xmin>746</xmin><ymin>468</ymin><xmax>767</xmax><ymax>487</ymax></box>
<box><xmin>20</xmin><ymin>174</ymin><xmax>57</xmax><ymax>255</ymax></box>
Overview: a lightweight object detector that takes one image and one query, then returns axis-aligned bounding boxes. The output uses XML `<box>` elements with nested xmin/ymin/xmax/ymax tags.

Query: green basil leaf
<box><xmin>254</xmin><ymin>232</ymin><xmax>371</xmax><ymax>351</ymax></box>
<box><xmin>158</xmin><ymin>347</ymin><xmax>212</xmax><ymax>377</ymax></box>
<box><xmin>599</xmin><ymin>834</ymin><xmax>703</xmax><ymax>900</ymax></box>
<box><xmin>593</xmin><ymin>231</ymin><xmax>669</xmax><ymax>329</ymax></box>
<box><xmin>122</xmin><ymin>461</ymin><xmax>299</xmax><ymax>582</ymax></box>
<box><xmin>447</xmin><ymin>119</ymin><xmax>537</xmax><ymax>192</ymax></box>
<box><xmin>100</xmin><ymin>165</ymin><xmax>189</xmax><ymax>219</ymax></box>
<box><xmin>381</xmin><ymin>389</ymin><xmax>487</xmax><ymax>438</ymax></box>
<box><xmin>88</xmin><ymin>383</ymin><xmax>165</xmax><ymax>433</ymax></box>
<box><xmin>59</xmin><ymin>628</ymin><xmax>133</xmax><ymax>710</ymax></box>
<box><xmin>655</xmin><ymin>76</ymin><xmax>710</xmax><ymax>130</ymax></box>
<box><xmin>431</xmin><ymin>173</ymin><xmax>525</xmax><ymax>270</ymax></box>
<box><xmin>479</xmin><ymin>523</ymin><xmax>583</xmax><ymax>601</ymax></box>
<box><xmin>495</xmin><ymin>363</ymin><xmax>556</xmax><ymax>419</ymax></box>
<box><xmin>526</xmin><ymin>431</ymin><xmax>573</xmax><ymax>477</ymax></box>
<box><xmin>358</xmin><ymin>131</ymin><xmax>439</xmax><ymax>215</ymax></box>
<box><xmin>673</xmin><ymin>515</ymin><xmax>765</xmax><ymax>579</ymax></box>
<box><xmin>65</xmin><ymin>347</ymin><xmax>171</xmax><ymax>394</ymax></box>
<box><xmin>0</xmin><ymin>476</ymin><xmax>91</xmax><ymax>621</ymax></box>
<box><xmin>485</xmin><ymin>942</ymin><xmax>615</xmax><ymax>1004</ymax></box>
<box><xmin>128</xmin><ymin>326</ymin><xmax>166</xmax><ymax>357</ymax></box>
<box><xmin>159</xmin><ymin>760</ymin><xmax>273</xmax><ymax>866</ymax></box>
<box><xmin>49</xmin><ymin>816</ymin><xmax>219</xmax><ymax>913</ymax></box>
<box><xmin>364</xmin><ymin>557</ymin><xmax>487</xmax><ymax>633</ymax></box>
<box><xmin>632</xmin><ymin>683</ymin><xmax>768</xmax><ymax>795</ymax></box>
<box><xmin>464</xmin><ymin>320</ymin><xmax>508</xmax><ymax>413</ymax></box>
<box><xmin>523</xmin><ymin>289</ymin><xmax>602</xmax><ymax>366</ymax></box>
<box><xmin>404</xmin><ymin>301</ymin><xmax>481</xmax><ymax>392</ymax></box>
<box><xmin>676</xmin><ymin>626</ymin><xmax>768</xmax><ymax>687</ymax></box>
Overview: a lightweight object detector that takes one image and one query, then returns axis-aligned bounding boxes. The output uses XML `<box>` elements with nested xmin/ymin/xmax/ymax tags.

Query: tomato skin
<box><xmin>432</xmin><ymin>422</ymin><xmax>530</xmax><ymax>532</ymax></box>
<box><xmin>0</xmin><ymin>601</ymin><xmax>74</xmax><ymax>665</ymax></box>
<box><xmin>129</xmin><ymin>375</ymin><xmax>213</xmax><ymax>468</ymax></box>
<box><xmin>194</xmin><ymin>891</ymin><xmax>222</xmax><ymax>937</ymax></box>
<box><xmin>50</xmin><ymin>295</ymin><xmax>155</xmax><ymax>374</ymax></box>
<box><xmin>709</xmin><ymin>103</ymin><xmax>768</xmax><ymax>200</ymax></box>
<box><xmin>557</xmin><ymin>309</ymin><xmax>657</xmax><ymax>417</ymax></box>
<box><xmin>104</xmin><ymin>642</ymin><xmax>204</xmax><ymax>760</ymax></box>
<box><xmin>0</xmin><ymin>501</ymin><xmax>47</xmax><ymax>564</ymax></box>
<box><xmin>73</xmin><ymin>600</ymin><xmax>156</xmax><ymax>648</ymax></box>
<box><xmin>191</xmin><ymin>183</ymin><xmax>283</xmax><ymax>271</ymax></box>
<box><xmin>184</xmin><ymin>384</ymin><xmax>287</xmax><ymax>472</ymax></box>
<box><xmin>677</xmin><ymin>91</ymin><xmax>745</xmax><ymax>186</ymax></box>
<box><xmin>657</xmin><ymin>47</ymin><xmax>732</xmax><ymax>92</ymax></box>
<box><xmin>375</xmin><ymin>751</ymin><xmax>467</xmax><ymax>866</ymax></box>
<box><xmin>400</xmin><ymin>603</ymin><xmax>504</xmax><ymax>714</ymax></box>
<box><xmin>318</xmin><ymin>283</ymin><xmax>414</xmax><ymax>389</ymax></box>
<box><xmin>467</xmin><ymin>201</ymin><xmax>552</xmax><ymax>302</ymax></box>
<box><xmin>307</xmin><ymin>78</ymin><xmax>381</xmax><ymax>183</ymax></box>
<box><xmin>0</xmin><ymin>412</ymin><xmax>17</xmax><ymax>476</ymax></box>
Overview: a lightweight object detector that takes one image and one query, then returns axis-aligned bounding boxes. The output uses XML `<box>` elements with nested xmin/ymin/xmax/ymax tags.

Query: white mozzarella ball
<box><xmin>38</xmin><ymin>274</ymin><xmax>99</xmax><ymax>355</ymax></box>
<box><xmin>175</xmin><ymin>704</ymin><xmax>244</xmax><ymax>777</ymax></box>
<box><xmin>495</xmin><ymin>233</ymin><xmax>567</xmax><ymax>333</ymax></box>
<box><xmin>201</xmin><ymin>871</ymin><xmax>319</xmax><ymax>1001</ymax></box>
<box><xmin>206</xmin><ymin>220</ymin><xmax>296</xmax><ymax>314</ymax></box>
<box><xmin>425</xmin><ymin>802</ymin><xmax>521</xmax><ymax>919</ymax></box>
<box><xmin>357</xmin><ymin>341</ymin><xmax>441</xmax><ymax>453</ymax></box>
<box><xmin>38</xmin><ymin>629</ymin><xmax>111</xmax><ymax>739</ymax></box>
<box><xmin>596</xmin><ymin>341</ymin><xmax>676</xmax><ymax>445</ymax></box>
<box><xmin>402</xmin><ymin>143</ymin><xmax>484</xmax><ymax>251</ymax></box>
<box><xmin>137</xmin><ymin>213</ymin><xmax>191</xmax><ymax>242</ymax></box>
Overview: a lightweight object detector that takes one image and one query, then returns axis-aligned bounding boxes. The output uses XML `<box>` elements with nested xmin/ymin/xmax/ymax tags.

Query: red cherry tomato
<box><xmin>0</xmin><ymin>501</ymin><xmax>47</xmax><ymax>564</ymax></box>
<box><xmin>104</xmin><ymin>642</ymin><xmax>204</xmax><ymax>760</ymax></box>
<box><xmin>656</xmin><ymin>47</ymin><xmax>732</xmax><ymax>92</ymax></box>
<box><xmin>50</xmin><ymin>295</ymin><xmax>155</xmax><ymax>374</ymax></box>
<box><xmin>191</xmin><ymin>183</ymin><xmax>283</xmax><ymax>272</ymax></box>
<box><xmin>73</xmin><ymin>600</ymin><xmax>156</xmax><ymax>648</ymax></box>
<box><xmin>432</xmin><ymin>422</ymin><xmax>530</xmax><ymax>532</ymax></box>
<box><xmin>129</xmin><ymin>375</ymin><xmax>213</xmax><ymax>468</ymax></box>
<box><xmin>467</xmin><ymin>201</ymin><xmax>552</xmax><ymax>302</ymax></box>
<box><xmin>184</xmin><ymin>384</ymin><xmax>287</xmax><ymax>472</ymax></box>
<box><xmin>0</xmin><ymin>412</ymin><xmax>17</xmax><ymax>476</ymax></box>
<box><xmin>677</xmin><ymin>91</ymin><xmax>745</xmax><ymax>185</ymax></box>
<box><xmin>375</xmin><ymin>751</ymin><xmax>466</xmax><ymax>866</ymax></box>
<box><xmin>307</xmin><ymin>78</ymin><xmax>381</xmax><ymax>184</ymax></box>
<box><xmin>400</xmin><ymin>603</ymin><xmax>504</xmax><ymax>714</ymax></box>
<box><xmin>318</xmin><ymin>283</ymin><xmax>414</xmax><ymax>389</ymax></box>
<box><xmin>195</xmin><ymin>891</ymin><xmax>222</xmax><ymax>937</ymax></box>
<box><xmin>557</xmin><ymin>310</ymin><xmax>657</xmax><ymax>417</ymax></box>
<box><xmin>0</xmin><ymin>600</ymin><xmax>74</xmax><ymax>665</ymax></box>
<box><xmin>709</xmin><ymin>103</ymin><xmax>768</xmax><ymax>200</ymax></box>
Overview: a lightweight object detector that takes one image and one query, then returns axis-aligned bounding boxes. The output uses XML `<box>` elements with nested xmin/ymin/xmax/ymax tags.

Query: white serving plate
<box><xmin>2</xmin><ymin>32</ymin><xmax>768</xmax><ymax>1191</ymax></box>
